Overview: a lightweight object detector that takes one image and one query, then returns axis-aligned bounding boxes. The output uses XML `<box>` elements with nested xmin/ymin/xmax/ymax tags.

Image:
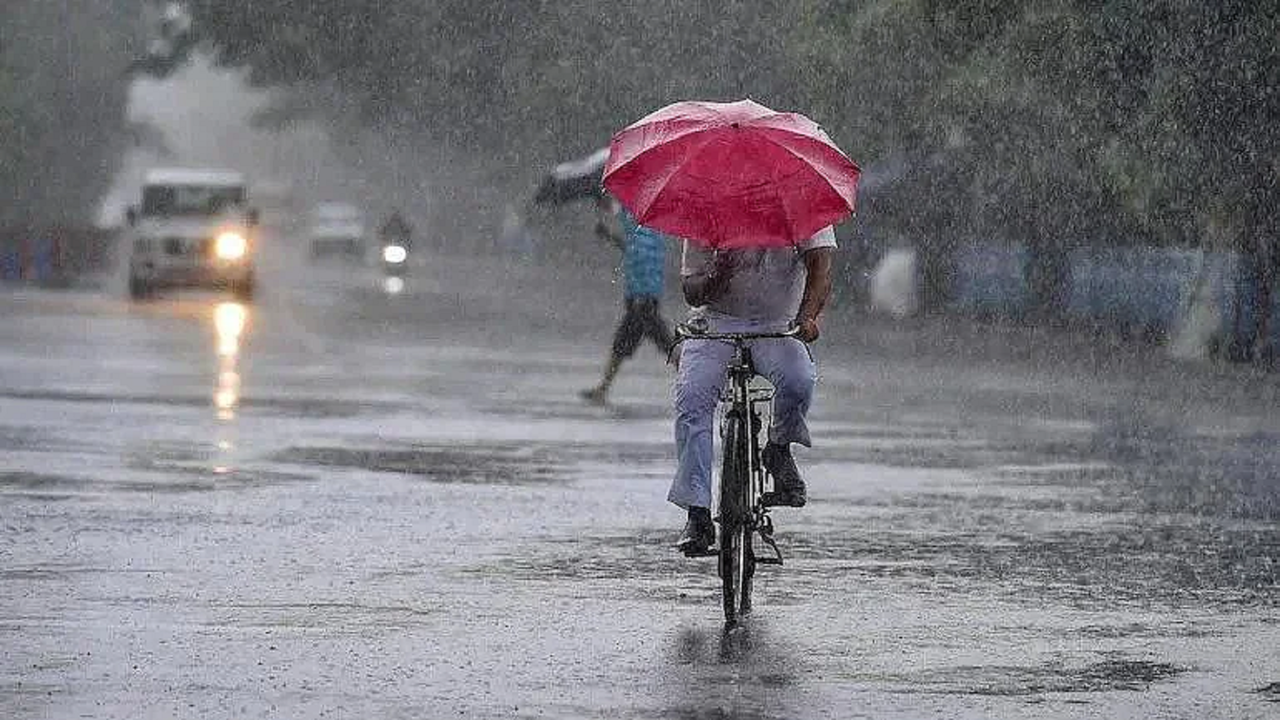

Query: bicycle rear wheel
<box><xmin>719</xmin><ymin>411</ymin><xmax>755</xmax><ymax>625</ymax></box>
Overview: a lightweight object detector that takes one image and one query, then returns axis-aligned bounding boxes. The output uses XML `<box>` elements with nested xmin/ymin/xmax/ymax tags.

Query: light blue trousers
<box><xmin>668</xmin><ymin>322</ymin><xmax>817</xmax><ymax>510</ymax></box>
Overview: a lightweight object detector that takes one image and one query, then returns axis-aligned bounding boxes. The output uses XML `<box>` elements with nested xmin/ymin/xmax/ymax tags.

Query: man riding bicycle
<box><xmin>672</xmin><ymin>228</ymin><xmax>836</xmax><ymax>555</ymax></box>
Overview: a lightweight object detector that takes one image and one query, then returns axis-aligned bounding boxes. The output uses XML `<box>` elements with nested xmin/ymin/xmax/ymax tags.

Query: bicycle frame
<box><xmin>676</xmin><ymin>321</ymin><xmax>795</xmax><ymax>626</ymax></box>
<box><xmin>719</xmin><ymin>340</ymin><xmax>772</xmax><ymax>536</ymax></box>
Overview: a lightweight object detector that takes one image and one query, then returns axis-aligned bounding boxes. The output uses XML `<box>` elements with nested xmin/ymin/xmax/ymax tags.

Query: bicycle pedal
<box><xmin>756</xmin><ymin>531</ymin><xmax>785</xmax><ymax>566</ymax></box>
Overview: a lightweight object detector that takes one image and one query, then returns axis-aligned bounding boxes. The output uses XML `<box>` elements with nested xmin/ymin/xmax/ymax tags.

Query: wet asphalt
<box><xmin>1</xmin><ymin>239</ymin><xmax>1278</xmax><ymax>719</ymax></box>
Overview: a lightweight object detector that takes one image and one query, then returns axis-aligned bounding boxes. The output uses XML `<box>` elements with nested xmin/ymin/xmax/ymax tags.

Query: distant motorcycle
<box><xmin>380</xmin><ymin>241</ymin><xmax>408</xmax><ymax>277</ymax></box>
<box><xmin>377</xmin><ymin>241</ymin><xmax>409</xmax><ymax>295</ymax></box>
<box><xmin>376</xmin><ymin>211</ymin><xmax>413</xmax><ymax>294</ymax></box>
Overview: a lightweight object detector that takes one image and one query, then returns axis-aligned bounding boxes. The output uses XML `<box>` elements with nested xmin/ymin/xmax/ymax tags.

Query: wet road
<box><xmin>2</xmin><ymin>244</ymin><xmax>1278</xmax><ymax>719</ymax></box>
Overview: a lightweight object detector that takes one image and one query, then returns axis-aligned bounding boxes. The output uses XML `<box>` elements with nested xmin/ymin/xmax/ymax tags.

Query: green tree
<box><xmin>176</xmin><ymin>0</ymin><xmax>1280</xmax><ymax>333</ymax></box>
<box><xmin>0</xmin><ymin>0</ymin><xmax>138</xmax><ymax>232</ymax></box>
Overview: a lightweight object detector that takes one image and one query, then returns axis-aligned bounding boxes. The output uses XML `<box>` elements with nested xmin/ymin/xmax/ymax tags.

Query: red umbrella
<box><xmin>602</xmin><ymin>99</ymin><xmax>861</xmax><ymax>249</ymax></box>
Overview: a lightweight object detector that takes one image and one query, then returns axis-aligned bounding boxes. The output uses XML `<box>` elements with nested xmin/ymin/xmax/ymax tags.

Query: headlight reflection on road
<box><xmin>215</xmin><ymin>370</ymin><xmax>240</xmax><ymax>412</ymax></box>
<box><xmin>215</xmin><ymin>301</ymin><xmax>247</xmax><ymax>356</ymax></box>
<box><xmin>212</xmin><ymin>301</ymin><xmax>248</xmax><ymax>421</ymax></box>
<box><xmin>382</xmin><ymin>275</ymin><xmax>405</xmax><ymax>295</ymax></box>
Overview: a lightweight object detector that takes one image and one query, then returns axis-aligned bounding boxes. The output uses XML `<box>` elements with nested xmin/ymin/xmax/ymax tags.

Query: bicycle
<box><xmin>674</xmin><ymin>319</ymin><xmax>800</xmax><ymax>626</ymax></box>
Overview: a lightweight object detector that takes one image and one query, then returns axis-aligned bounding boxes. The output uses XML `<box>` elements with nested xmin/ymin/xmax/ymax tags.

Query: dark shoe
<box><xmin>675</xmin><ymin>507</ymin><xmax>716</xmax><ymax>556</ymax></box>
<box><xmin>761</xmin><ymin>443</ymin><xmax>806</xmax><ymax>507</ymax></box>
<box><xmin>579</xmin><ymin>386</ymin><xmax>608</xmax><ymax>405</ymax></box>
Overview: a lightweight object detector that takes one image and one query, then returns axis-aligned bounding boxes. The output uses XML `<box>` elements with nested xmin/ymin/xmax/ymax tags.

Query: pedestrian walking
<box><xmin>580</xmin><ymin>194</ymin><xmax>675</xmax><ymax>405</ymax></box>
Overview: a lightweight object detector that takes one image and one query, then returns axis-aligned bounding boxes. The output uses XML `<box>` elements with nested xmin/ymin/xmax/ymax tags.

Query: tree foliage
<box><xmin>0</xmin><ymin>0</ymin><xmax>138</xmax><ymax>230</ymax></box>
<box><xmin>168</xmin><ymin>0</ymin><xmax>1276</xmax><ymax>256</ymax></box>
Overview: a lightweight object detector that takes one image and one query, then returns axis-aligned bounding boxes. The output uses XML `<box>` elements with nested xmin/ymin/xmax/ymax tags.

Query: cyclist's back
<box><xmin>683</xmin><ymin>245</ymin><xmax>823</xmax><ymax>326</ymax></box>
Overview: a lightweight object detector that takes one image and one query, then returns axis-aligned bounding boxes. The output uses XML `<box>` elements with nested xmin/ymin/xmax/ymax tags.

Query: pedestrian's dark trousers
<box><xmin>611</xmin><ymin>296</ymin><xmax>674</xmax><ymax>360</ymax></box>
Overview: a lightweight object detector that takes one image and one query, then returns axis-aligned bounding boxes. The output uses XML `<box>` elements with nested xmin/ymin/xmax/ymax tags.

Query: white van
<box><xmin>126</xmin><ymin>168</ymin><xmax>258</xmax><ymax>300</ymax></box>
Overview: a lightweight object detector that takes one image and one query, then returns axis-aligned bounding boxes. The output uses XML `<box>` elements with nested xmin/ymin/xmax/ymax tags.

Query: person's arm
<box><xmin>794</xmin><ymin>247</ymin><xmax>834</xmax><ymax>342</ymax></box>
<box><xmin>682</xmin><ymin>251</ymin><xmax>735</xmax><ymax>306</ymax></box>
<box><xmin>594</xmin><ymin>216</ymin><xmax>624</xmax><ymax>251</ymax></box>
<box><xmin>594</xmin><ymin>196</ymin><xmax>625</xmax><ymax>251</ymax></box>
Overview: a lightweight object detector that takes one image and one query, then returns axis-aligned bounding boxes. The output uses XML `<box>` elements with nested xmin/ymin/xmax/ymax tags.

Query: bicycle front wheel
<box><xmin>719</xmin><ymin>411</ymin><xmax>755</xmax><ymax>626</ymax></box>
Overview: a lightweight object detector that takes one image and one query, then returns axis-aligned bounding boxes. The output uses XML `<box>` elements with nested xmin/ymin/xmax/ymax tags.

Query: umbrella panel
<box><xmin>606</xmin><ymin>126</ymin><xmax>856</xmax><ymax>248</ymax></box>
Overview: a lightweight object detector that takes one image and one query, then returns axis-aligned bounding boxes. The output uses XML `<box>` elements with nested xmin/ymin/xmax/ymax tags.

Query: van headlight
<box><xmin>382</xmin><ymin>245</ymin><xmax>407</xmax><ymax>264</ymax></box>
<box><xmin>215</xmin><ymin>232</ymin><xmax>248</xmax><ymax>260</ymax></box>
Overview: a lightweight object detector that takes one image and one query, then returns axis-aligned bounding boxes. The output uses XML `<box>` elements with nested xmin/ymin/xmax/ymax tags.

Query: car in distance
<box><xmin>308</xmin><ymin>202</ymin><xmax>366</xmax><ymax>261</ymax></box>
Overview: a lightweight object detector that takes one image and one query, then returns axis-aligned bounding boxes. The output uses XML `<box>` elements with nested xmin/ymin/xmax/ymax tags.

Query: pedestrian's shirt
<box><xmin>619</xmin><ymin>209</ymin><xmax>667</xmax><ymax>299</ymax></box>
<box><xmin>680</xmin><ymin>228</ymin><xmax>837</xmax><ymax>324</ymax></box>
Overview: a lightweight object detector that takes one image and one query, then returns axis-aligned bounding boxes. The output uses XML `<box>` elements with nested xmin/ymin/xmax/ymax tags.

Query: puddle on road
<box><xmin>202</xmin><ymin>600</ymin><xmax>437</xmax><ymax>632</ymax></box>
<box><xmin>0</xmin><ymin>388</ymin><xmax>212</xmax><ymax>409</ymax></box>
<box><xmin>1073</xmin><ymin>622</ymin><xmax>1217</xmax><ymax>639</ymax></box>
<box><xmin>642</xmin><ymin>623</ymin><xmax>805</xmax><ymax>720</ymax></box>
<box><xmin>0</xmin><ymin>429</ymin><xmax>313</xmax><ymax>495</ymax></box>
<box><xmin>462</xmin><ymin>529</ymin><xmax>682</xmax><ymax>584</ymax></box>
<box><xmin>0</xmin><ymin>425</ymin><xmax>54</xmax><ymax>452</ymax></box>
<box><xmin>785</xmin><ymin>415</ymin><xmax>1280</xmax><ymax>613</ymax></box>
<box><xmin>1253</xmin><ymin>681</ymin><xmax>1280</xmax><ymax>702</ymax></box>
<box><xmin>1088</xmin><ymin>429</ymin><xmax>1280</xmax><ymax>522</ymax></box>
<box><xmin>234</xmin><ymin>395</ymin><xmax>411</xmax><ymax>419</ymax></box>
<box><xmin>785</xmin><ymin>513</ymin><xmax>1279</xmax><ymax>610</ymax></box>
<box><xmin>0</xmin><ymin>562</ymin><xmax>164</xmax><ymax>582</ymax></box>
<box><xmin>0</xmin><ymin>463</ymin><xmax>312</xmax><ymax>498</ymax></box>
<box><xmin>0</xmin><ymin>388</ymin><xmax>405</xmax><ymax>419</ymax></box>
<box><xmin>0</xmin><ymin>423</ymin><xmax>112</xmax><ymax>459</ymax></box>
<box><xmin>127</xmin><ymin>462</ymin><xmax>314</xmax><ymax>489</ymax></box>
<box><xmin>805</xmin><ymin>424</ymin><xmax>1047</xmax><ymax>471</ymax></box>
<box><xmin>888</xmin><ymin>657</ymin><xmax>1184</xmax><ymax>696</ymax></box>
<box><xmin>273</xmin><ymin>443</ymin><xmax>570</xmax><ymax>485</ymax></box>
<box><xmin>484</xmin><ymin>398</ymin><xmax>672</xmax><ymax>423</ymax></box>
<box><xmin>0</xmin><ymin>471</ymin><xmax>97</xmax><ymax>496</ymax></box>
<box><xmin>559</xmin><ymin>442</ymin><xmax>671</xmax><ymax>466</ymax></box>
<box><xmin>817</xmin><ymin>416</ymin><xmax>1280</xmax><ymax>521</ymax></box>
<box><xmin>441</xmin><ymin>423</ymin><xmax>1280</xmax><ymax>616</ymax></box>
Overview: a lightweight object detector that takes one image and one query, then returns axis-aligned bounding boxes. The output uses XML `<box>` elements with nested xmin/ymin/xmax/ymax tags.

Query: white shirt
<box><xmin>681</xmin><ymin>227</ymin><xmax>837</xmax><ymax>324</ymax></box>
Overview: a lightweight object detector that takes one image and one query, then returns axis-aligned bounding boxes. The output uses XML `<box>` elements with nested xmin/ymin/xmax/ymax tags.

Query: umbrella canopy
<box><xmin>602</xmin><ymin>99</ymin><xmax>861</xmax><ymax>249</ymax></box>
<box><xmin>532</xmin><ymin>147</ymin><xmax>609</xmax><ymax>206</ymax></box>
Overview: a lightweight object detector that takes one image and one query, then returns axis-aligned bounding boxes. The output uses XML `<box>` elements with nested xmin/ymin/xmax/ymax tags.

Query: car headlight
<box><xmin>382</xmin><ymin>245</ymin><xmax>407</xmax><ymax>264</ymax></box>
<box><xmin>215</xmin><ymin>232</ymin><xmax>248</xmax><ymax>260</ymax></box>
